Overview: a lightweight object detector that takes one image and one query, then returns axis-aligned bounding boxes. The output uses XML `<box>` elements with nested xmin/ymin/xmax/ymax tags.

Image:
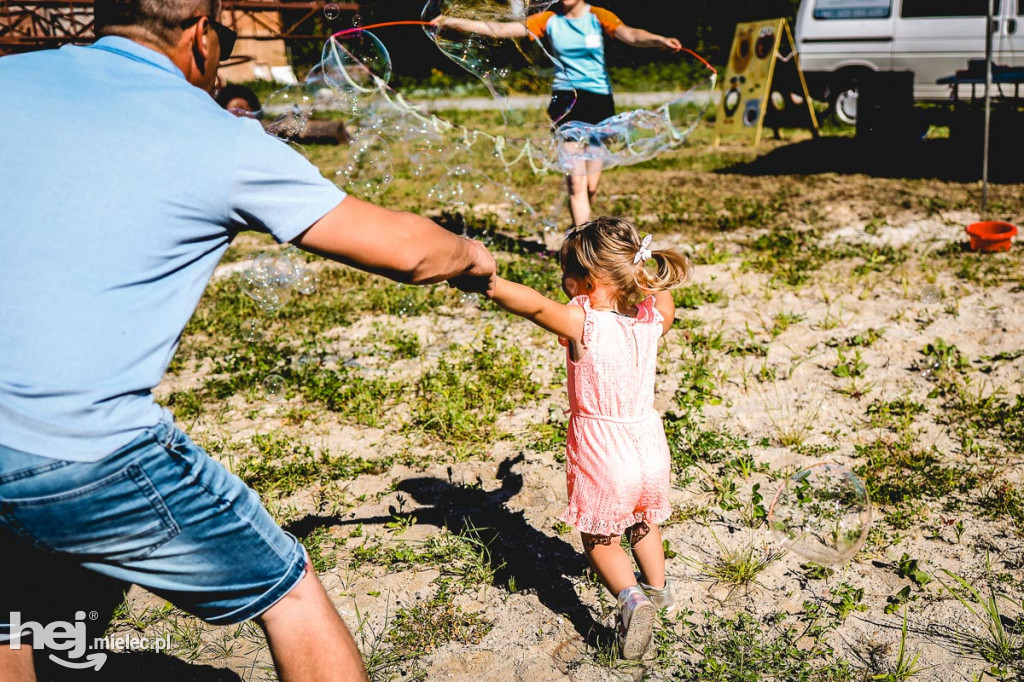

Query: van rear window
<box><xmin>901</xmin><ymin>0</ymin><xmax>999</xmax><ymax>18</ymax></box>
<box><xmin>814</xmin><ymin>0</ymin><xmax>892</xmax><ymax>19</ymax></box>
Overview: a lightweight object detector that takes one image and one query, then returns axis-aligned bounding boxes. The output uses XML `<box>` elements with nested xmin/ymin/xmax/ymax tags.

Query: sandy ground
<box><xmin>80</xmin><ymin>142</ymin><xmax>1024</xmax><ymax>681</ymax></box>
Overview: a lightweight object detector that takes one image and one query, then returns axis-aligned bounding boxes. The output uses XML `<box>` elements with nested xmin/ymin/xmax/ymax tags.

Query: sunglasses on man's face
<box><xmin>180</xmin><ymin>15</ymin><xmax>237</xmax><ymax>61</ymax></box>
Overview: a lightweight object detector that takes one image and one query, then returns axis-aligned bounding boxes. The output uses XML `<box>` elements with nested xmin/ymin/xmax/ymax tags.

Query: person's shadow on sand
<box><xmin>285</xmin><ymin>454</ymin><xmax>615</xmax><ymax>646</ymax></box>
<box><xmin>2</xmin><ymin>529</ymin><xmax>242</xmax><ymax>681</ymax></box>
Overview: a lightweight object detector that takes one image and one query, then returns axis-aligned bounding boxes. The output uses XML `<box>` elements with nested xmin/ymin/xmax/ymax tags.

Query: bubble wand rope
<box><xmin>331</xmin><ymin>21</ymin><xmax>434</xmax><ymax>38</ymax></box>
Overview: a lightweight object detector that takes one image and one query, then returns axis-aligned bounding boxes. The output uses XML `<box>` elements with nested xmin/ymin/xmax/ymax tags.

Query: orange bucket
<box><xmin>965</xmin><ymin>221</ymin><xmax>1018</xmax><ymax>252</ymax></box>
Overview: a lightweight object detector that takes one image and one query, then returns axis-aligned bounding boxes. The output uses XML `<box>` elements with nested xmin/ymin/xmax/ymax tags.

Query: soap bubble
<box><xmin>351</xmin><ymin>13</ymin><xmax>363</xmax><ymax>27</ymax></box>
<box><xmin>920</xmin><ymin>359</ymin><xmax>941</xmax><ymax>380</ymax></box>
<box><xmin>296</xmin><ymin>271</ymin><xmax>319</xmax><ymax>296</ymax></box>
<box><xmin>321</xmin><ymin>32</ymin><xmax>391</xmax><ymax>94</ymax></box>
<box><xmin>241</xmin><ymin>317</ymin><xmax>262</xmax><ymax>342</ymax></box>
<box><xmin>324</xmin><ymin>2</ymin><xmax>341</xmax><ymax>20</ymax></box>
<box><xmin>920</xmin><ymin>285</ymin><xmax>941</xmax><ymax>305</ymax></box>
<box><xmin>262</xmin><ymin>374</ymin><xmax>285</xmax><ymax>400</ymax></box>
<box><xmin>257</xmin><ymin>6</ymin><xmax>715</xmax><ymax>234</ymax></box>
<box><xmin>767</xmin><ymin>462</ymin><xmax>871</xmax><ymax>565</ymax></box>
<box><xmin>241</xmin><ymin>250</ymin><xmax>315</xmax><ymax>314</ymax></box>
<box><xmin>422</xmin><ymin>0</ymin><xmax>559</xmax><ymax>125</ymax></box>
<box><xmin>338</xmin><ymin>134</ymin><xmax>394</xmax><ymax>197</ymax></box>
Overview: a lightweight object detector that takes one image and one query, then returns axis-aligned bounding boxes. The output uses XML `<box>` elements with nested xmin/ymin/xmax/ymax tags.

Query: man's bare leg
<box><xmin>258</xmin><ymin>567</ymin><xmax>368</xmax><ymax>682</ymax></box>
<box><xmin>0</xmin><ymin>645</ymin><xmax>35</xmax><ymax>682</ymax></box>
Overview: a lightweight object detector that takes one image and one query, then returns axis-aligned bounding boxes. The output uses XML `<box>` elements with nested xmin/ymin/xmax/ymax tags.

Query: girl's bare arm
<box><xmin>614</xmin><ymin>24</ymin><xmax>682</xmax><ymax>51</ymax></box>
<box><xmin>490</xmin><ymin>276</ymin><xmax>585</xmax><ymax>344</ymax></box>
<box><xmin>432</xmin><ymin>16</ymin><xmax>529</xmax><ymax>39</ymax></box>
<box><xmin>653</xmin><ymin>290</ymin><xmax>675</xmax><ymax>336</ymax></box>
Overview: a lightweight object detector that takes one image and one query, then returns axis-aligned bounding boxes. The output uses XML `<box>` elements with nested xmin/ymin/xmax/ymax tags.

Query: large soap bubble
<box><xmin>241</xmin><ymin>250</ymin><xmax>317</xmax><ymax>314</ymax></box>
<box><xmin>421</xmin><ymin>0</ymin><xmax>560</xmax><ymax>122</ymax></box>
<box><xmin>322</xmin><ymin>31</ymin><xmax>393</xmax><ymax>94</ymax></box>
<box><xmin>767</xmin><ymin>462</ymin><xmax>872</xmax><ymax>565</ymax></box>
<box><xmin>243</xmin><ymin>4</ymin><xmax>716</xmax><ymax>234</ymax></box>
<box><xmin>338</xmin><ymin>132</ymin><xmax>395</xmax><ymax>197</ymax></box>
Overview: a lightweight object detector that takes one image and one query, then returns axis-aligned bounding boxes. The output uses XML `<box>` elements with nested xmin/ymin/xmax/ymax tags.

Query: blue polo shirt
<box><xmin>0</xmin><ymin>37</ymin><xmax>346</xmax><ymax>461</ymax></box>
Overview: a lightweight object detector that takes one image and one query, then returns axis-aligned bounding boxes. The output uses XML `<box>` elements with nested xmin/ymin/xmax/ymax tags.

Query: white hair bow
<box><xmin>633</xmin><ymin>234</ymin><xmax>653</xmax><ymax>264</ymax></box>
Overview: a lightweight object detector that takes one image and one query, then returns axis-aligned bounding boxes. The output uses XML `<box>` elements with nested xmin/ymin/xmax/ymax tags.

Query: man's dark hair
<box><xmin>215</xmin><ymin>84</ymin><xmax>262</xmax><ymax>114</ymax></box>
<box><xmin>95</xmin><ymin>0</ymin><xmax>219</xmax><ymax>47</ymax></box>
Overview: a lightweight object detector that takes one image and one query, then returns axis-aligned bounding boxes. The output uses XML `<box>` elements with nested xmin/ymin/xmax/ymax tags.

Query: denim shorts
<box><xmin>0</xmin><ymin>415</ymin><xmax>307</xmax><ymax>641</ymax></box>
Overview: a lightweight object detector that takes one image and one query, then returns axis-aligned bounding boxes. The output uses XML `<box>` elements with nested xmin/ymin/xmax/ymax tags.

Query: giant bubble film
<box><xmin>248</xmin><ymin>0</ymin><xmax>716</xmax><ymax>239</ymax></box>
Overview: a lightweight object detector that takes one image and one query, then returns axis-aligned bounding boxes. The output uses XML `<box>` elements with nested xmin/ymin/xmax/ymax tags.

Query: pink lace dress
<box><xmin>558</xmin><ymin>295</ymin><xmax>672</xmax><ymax>536</ymax></box>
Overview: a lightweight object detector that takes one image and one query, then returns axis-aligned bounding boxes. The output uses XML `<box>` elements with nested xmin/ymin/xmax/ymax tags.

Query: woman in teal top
<box><xmin>436</xmin><ymin>1</ymin><xmax>681</xmax><ymax>226</ymax></box>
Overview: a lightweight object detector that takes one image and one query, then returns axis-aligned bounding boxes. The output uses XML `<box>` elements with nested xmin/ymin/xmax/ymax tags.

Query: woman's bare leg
<box><xmin>585</xmin><ymin>159</ymin><xmax>603</xmax><ymax>206</ymax></box>
<box><xmin>566</xmin><ymin>169</ymin><xmax>591</xmax><ymax>226</ymax></box>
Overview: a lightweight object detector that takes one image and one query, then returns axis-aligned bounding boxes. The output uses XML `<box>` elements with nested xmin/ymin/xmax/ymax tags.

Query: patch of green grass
<box><xmin>829</xmin><ymin>327</ymin><xmax>885</xmax><ymax>349</ymax></box>
<box><xmin>666</xmin><ymin>610</ymin><xmax>856</xmax><ymax>681</ymax></box>
<box><xmin>496</xmin><ymin>251</ymin><xmax>563</xmax><ymax>300</ymax></box>
<box><xmin>294</xmin><ymin>364</ymin><xmax>402</xmax><ymax>427</ymax></box>
<box><xmin>665</xmin><ymin>413</ymin><xmax>749</xmax><ymax>474</ymax></box>
<box><xmin>301</xmin><ymin>526</ymin><xmax>338</xmax><ymax>572</ymax></box>
<box><xmin>854</xmin><ymin>437</ymin><xmax>977</xmax><ymax>512</ymax></box>
<box><xmin>528</xmin><ymin>412</ymin><xmax>567</xmax><ymax>459</ymax></box>
<box><xmin>934</xmin><ymin>242</ymin><xmax>1024</xmax><ymax>287</ymax></box>
<box><xmin>832</xmin><ymin>347</ymin><xmax>868</xmax><ymax>379</ymax></box>
<box><xmin>351</xmin><ymin>524</ymin><xmax>502</xmax><ymax>589</ymax></box>
<box><xmin>384</xmin><ymin>586</ymin><xmax>494</xmax><ymax>657</ymax></box>
<box><xmin>714</xmin><ymin>195</ymin><xmax>786</xmax><ymax>232</ymax></box>
<box><xmin>866</xmin><ymin>398</ymin><xmax>926</xmax><ymax>431</ymax></box>
<box><xmin>410</xmin><ymin>331</ymin><xmax>540</xmax><ymax>447</ymax></box>
<box><xmin>684</xmin><ymin>532</ymin><xmax>785</xmax><ymax>593</ymax></box>
<box><xmin>675</xmin><ymin>282</ymin><xmax>725</xmax><ymax>309</ymax></box>
<box><xmin>936</xmin><ymin>570</ymin><xmax>1024</xmax><ymax>678</ymax></box>
<box><xmin>744</xmin><ymin>226</ymin><xmax>829</xmax><ymax>287</ymax></box>
<box><xmin>979</xmin><ymin>482</ymin><xmax>1024</xmax><ymax>534</ymax></box>
<box><xmin>235</xmin><ymin>433</ymin><xmax>393</xmax><ymax>498</ymax></box>
<box><xmin>373</xmin><ymin>327</ymin><xmax>422</xmax><ymax>359</ymax></box>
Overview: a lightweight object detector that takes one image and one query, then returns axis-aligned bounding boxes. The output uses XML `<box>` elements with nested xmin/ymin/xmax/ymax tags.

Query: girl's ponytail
<box><xmin>561</xmin><ymin>216</ymin><xmax>692</xmax><ymax>308</ymax></box>
<box><xmin>634</xmin><ymin>248</ymin><xmax>691</xmax><ymax>294</ymax></box>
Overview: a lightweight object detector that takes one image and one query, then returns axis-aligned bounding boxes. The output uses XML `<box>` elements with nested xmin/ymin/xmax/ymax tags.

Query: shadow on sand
<box><xmin>717</xmin><ymin>135</ymin><xmax>1024</xmax><ymax>184</ymax></box>
<box><xmin>285</xmin><ymin>454</ymin><xmax>614</xmax><ymax>646</ymax></box>
<box><xmin>2</xmin><ymin>529</ymin><xmax>242</xmax><ymax>681</ymax></box>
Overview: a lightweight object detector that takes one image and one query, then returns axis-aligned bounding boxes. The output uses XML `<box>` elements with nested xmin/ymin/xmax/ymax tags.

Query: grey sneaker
<box><xmin>634</xmin><ymin>572</ymin><xmax>676</xmax><ymax>613</ymax></box>
<box><xmin>616</xmin><ymin>585</ymin><xmax>656</xmax><ymax>660</ymax></box>
<box><xmin>640</xmin><ymin>579</ymin><xmax>675</xmax><ymax>613</ymax></box>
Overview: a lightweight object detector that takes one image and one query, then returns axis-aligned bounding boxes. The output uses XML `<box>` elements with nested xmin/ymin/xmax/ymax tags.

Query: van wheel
<box><xmin>829</xmin><ymin>84</ymin><xmax>859</xmax><ymax>126</ymax></box>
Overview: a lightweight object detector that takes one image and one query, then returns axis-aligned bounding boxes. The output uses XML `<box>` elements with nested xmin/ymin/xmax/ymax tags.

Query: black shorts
<box><xmin>548</xmin><ymin>89</ymin><xmax>616</xmax><ymax>125</ymax></box>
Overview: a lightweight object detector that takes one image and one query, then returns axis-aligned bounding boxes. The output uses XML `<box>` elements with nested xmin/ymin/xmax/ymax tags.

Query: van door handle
<box><xmin>1008</xmin><ymin>18</ymin><xmax>1018</xmax><ymax>34</ymax></box>
<box><xmin>991</xmin><ymin>19</ymin><xmax>1000</xmax><ymax>34</ymax></box>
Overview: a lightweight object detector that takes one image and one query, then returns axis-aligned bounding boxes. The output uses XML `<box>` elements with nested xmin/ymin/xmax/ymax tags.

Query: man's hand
<box><xmin>448</xmin><ymin>239</ymin><xmax>496</xmax><ymax>296</ymax></box>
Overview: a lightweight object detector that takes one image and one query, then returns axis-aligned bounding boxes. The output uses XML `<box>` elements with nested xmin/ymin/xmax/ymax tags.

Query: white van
<box><xmin>794</xmin><ymin>0</ymin><xmax>1017</xmax><ymax>123</ymax></box>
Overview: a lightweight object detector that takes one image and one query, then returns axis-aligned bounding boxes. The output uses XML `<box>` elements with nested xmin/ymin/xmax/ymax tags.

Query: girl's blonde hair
<box><xmin>559</xmin><ymin>216</ymin><xmax>691</xmax><ymax>309</ymax></box>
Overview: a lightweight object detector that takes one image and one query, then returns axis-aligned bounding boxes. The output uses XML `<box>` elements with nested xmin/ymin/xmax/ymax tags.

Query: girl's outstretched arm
<box><xmin>490</xmin><ymin>276</ymin><xmax>586</xmax><ymax>344</ymax></box>
<box><xmin>614</xmin><ymin>24</ymin><xmax>682</xmax><ymax>51</ymax></box>
<box><xmin>431</xmin><ymin>16</ymin><xmax>529</xmax><ymax>39</ymax></box>
<box><xmin>653</xmin><ymin>290</ymin><xmax>675</xmax><ymax>336</ymax></box>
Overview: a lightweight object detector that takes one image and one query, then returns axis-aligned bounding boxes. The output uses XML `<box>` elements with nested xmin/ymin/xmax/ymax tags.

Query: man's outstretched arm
<box><xmin>293</xmin><ymin>195</ymin><xmax>495</xmax><ymax>294</ymax></box>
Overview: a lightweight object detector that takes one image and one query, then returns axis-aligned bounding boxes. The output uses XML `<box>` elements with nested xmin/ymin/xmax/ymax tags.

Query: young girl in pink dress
<box><xmin>488</xmin><ymin>216</ymin><xmax>690</xmax><ymax>659</ymax></box>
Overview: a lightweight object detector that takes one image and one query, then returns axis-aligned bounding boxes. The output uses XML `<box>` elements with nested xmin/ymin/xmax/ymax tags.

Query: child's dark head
<box><xmin>558</xmin><ymin>217</ymin><xmax>691</xmax><ymax>308</ymax></box>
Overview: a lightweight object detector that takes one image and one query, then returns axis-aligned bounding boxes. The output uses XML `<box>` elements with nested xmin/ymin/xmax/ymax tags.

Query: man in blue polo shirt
<box><xmin>0</xmin><ymin>1</ymin><xmax>494</xmax><ymax>680</ymax></box>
